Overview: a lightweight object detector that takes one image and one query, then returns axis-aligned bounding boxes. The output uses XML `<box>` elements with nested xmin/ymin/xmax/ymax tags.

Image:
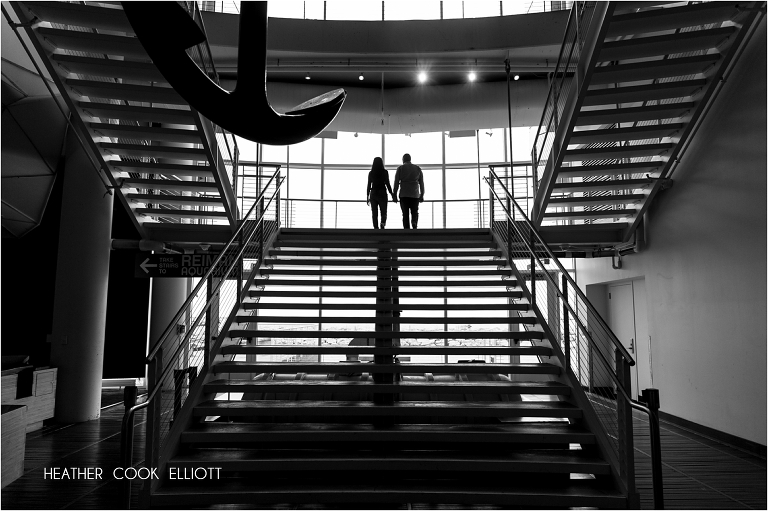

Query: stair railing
<box><xmin>486</xmin><ymin>167</ymin><xmax>664</xmax><ymax>507</ymax></box>
<box><xmin>178</xmin><ymin>0</ymin><xmax>240</xmax><ymax>222</ymax></box>
<box><xmin>119</xmin><ymin>167</ymin><xmax>283</xmax><ymax>509</ymax></box>
<box><xmin>530</xmin><ymin>1</ymin><xmax>611</xmax><ymax>223</ymax></box>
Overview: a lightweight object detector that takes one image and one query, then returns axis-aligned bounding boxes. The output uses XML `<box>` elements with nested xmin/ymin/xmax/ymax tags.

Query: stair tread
<box><xmin>228</xmin><ymin>330</ymin><xmax>545</xmax><ymax>339</ymax></box>
<box><xmin>264</xmin><ymin>258</ymin><xmax>503</xmax><ymax>266</ymax></box>
<box><xmin>568</xmin><ymin>123</ymin><xmax>685</xmax><ymax>143</ymax></box>
<box><xmin>205</xmin><ymin>380</ymin><xmax>566</xmax><ymax>393</ymax></box>
<box><xmin>219</xmin><ymin>346</ymin><xmax>547</xmax><ymax>356</ymax></box>
<box><xmin>78</xmin><ymin>101</ymin><xmax>194</xmax><ymax>124</ymax></box>
<box><xmin>606</xmin><ymin>2</ymin><xmax>741</xmax><ymax>38</ymax></box>
<box><xmin>151</xmin><ymin>479</ymin><xmax>625</xmax><ymax>506</ymax></box>
<box><xmin>575</xmin><ymin>102</ymin><xmax>695</xmax><ymax>126</ymax></box>
<box><xmin>250</xmin><ymin>279</ymin><xmax>517</xmax><ymax>287</ymax></box>
<box><xmin>195</xmin><ymin>400</ymin><xmax>579</xmax><ymax>415</ymax></box>
<box><xmin>590</xmin><ymin>54</ymin><xmax>721</xmax><ymax>85</ymax></box>
<box><xmin>66</xmin><ymin>78</ymin><xmax>186</xmax><ymax>104</ymax></box>
<box><xmin>91</xmin><ymin>123</ymin><xmax>201</xmax><ymax>143</ymax></box>
<box><xmin>274</xmin><ymin>242</ymin><xmax>497</xmax><ymax>249</ymax></box>
<box><xmin>36</xmin><ymin>27</ymin><xmax>147</xmax><ymax>59</ymax></box>
<box><xmin>247</xmin><ymin>292</ymin><xmax>524</xmax><ymax>300</ymax></box>
<box><xmin>240</xmin><ymin>303</ymin><xmax>529</xmax><ymax>311</ymax></box>
<box><xmin>599</xmin><ymin>26</ymin><xmax>736</xmax><ymax>62</ymax></box>
<box><xmin>182</xmin><ymin>421</ymin><xmax>592</xmax><ymax>441</ymax></box>
<box><xmin>548</xmin><ymin>194</ymin><xmax>646</xmax><ymax>207</ymax></box>
<box><xmin>168</xmin><ymin>449</ymin><xmax>610</xmax><ymax>472</ymax></box>
<box><xmin>23</xmin><ymin>2</ymin><xmax>133</xmax><ymax>33</ymax></box>
<box><xmin>212</xmin><ymin>362</ymin><xmax>559</xmax><ymax>374</ymax></box>
<box><xmin>233</xmin><ymin>315</ymin><xmax>536</xmax><ymax>324</ymax></box>
<box><xmin>51</xmin><ymin>53</ymin><xmax>164</xmax><ymax>82</ymax></box>
<box><xmin>269</xmin><ymin>250</ymin><xmax>503</xmax><ymax>258</ymax></box>
<box><xmin>127</xmin><ymin>194</ymin><xmax>223</xmax><ymax>206</ymax></box>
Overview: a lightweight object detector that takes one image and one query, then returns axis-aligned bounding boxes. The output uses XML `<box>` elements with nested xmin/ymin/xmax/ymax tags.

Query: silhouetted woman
<box><xmin>366</xmin><ymin>157</ymin><xmax>397</xmax><ymax>229</ymax></box>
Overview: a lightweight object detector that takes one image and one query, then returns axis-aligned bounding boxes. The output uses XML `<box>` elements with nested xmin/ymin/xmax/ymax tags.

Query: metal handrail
<box><xmin>146</xmin><ymin>169</ymin><xmax>279</xmax><ymax>362</ymax></box>
<box><xmin>486</xmin><ymin>170</ymin><xmax>665</xmax><ymax>508</ymax></box>
<box><xmin>530</xmin><ymin>1</ymin><xmax>582</xmax><ymax>168</ymax></box>
<box><xmin>487</xmin><ymin>167</ymin><xmax>634</xmax><ymax>364</ymax></box>
<box><xmin>485</xmin><ymin>179</ymin><xmax>631</xmax><ymax>395</ymax></box>
<box><xmin>119</xmin><ymin>169</ymin><xmax>283</xmax><ymax>508</ymax></box>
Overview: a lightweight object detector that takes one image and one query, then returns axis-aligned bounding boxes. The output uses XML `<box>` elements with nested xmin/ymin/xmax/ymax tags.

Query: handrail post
<box><xmin>530</xmin><ymin>227</ymin><xmax>536</xmax><ymax>307</ymax></box>
<box><xmin>489</xmin><ymin>172</ymin><xmax>495</xmax><ymax>226</ymax></box>
<box><xmin>616</xmin><ymin>348</ymin><xmax>637</xmax><ymax>503</ymax></box>
<box><xmin>142</xmin><ymin>347</ymin><xmax>162</xmax><ymax>507</ymax></box>
<box><xmin>642</xmin><ymin>388</ymin><xmax>664</xmax><ymax>509</ymax></box>
<box><xmin>276</xmin><ymin>170</ymin><xmax>281</xmax><ymax>227</ymax></box>
<box><xmin>120</xmin><ymin>385</ymin><xmax>138</xmax><ymax>509</ymax></box>
<box><xmin>562</xmin><ymin>274</ymin><xmax>570</xmax><ymax>372</ymax></box>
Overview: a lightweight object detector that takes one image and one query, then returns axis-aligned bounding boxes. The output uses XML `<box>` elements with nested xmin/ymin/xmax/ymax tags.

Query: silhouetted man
<box><xmin>392</xmin><ymin>153</ymin><xmax>424</xmax><ymax>229</ymax></box>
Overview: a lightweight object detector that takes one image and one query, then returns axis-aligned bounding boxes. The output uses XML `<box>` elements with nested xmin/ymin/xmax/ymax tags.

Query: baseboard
<box><xmin>659</xmin><ymin>411</ymin><xmax>767</xmax><ymax>458</ymax></box>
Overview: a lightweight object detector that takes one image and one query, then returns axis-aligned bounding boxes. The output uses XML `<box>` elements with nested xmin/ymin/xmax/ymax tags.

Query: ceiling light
<box><xmin>418</xmin><ymin>72</ymin><xmax>427</xmax><ymax>83</ymax></box>
<box><xmin>468</xmin><ymin>72</ymin><xmax>476</xmax><ymax>82</ymax></box>
<box><xmin>305</xmin><ymin>73</ymin><xmax>310</xmax><ymax>80</ymax></box>
<box><xmin>358</xmin><ymin>73</ymin><xmax>364</xmax><ymax>81</ymax></box>
<box><xmin>514</xmin><ymin>74</ymin><xmax>520</xmax><ymax>81</ymax></box>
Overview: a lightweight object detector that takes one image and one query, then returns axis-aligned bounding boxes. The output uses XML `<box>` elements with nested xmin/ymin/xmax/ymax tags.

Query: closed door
<box><xmin>607</xmin><ymin>283</ymin><xmax>639</xmax><ymax>398</ymax></box>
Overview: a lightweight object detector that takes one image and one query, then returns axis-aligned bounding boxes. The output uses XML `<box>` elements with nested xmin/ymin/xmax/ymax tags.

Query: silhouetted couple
<box><xmin>366</xmin><ymin>154</ymin><xmax>424</xmax><ymax>229</ymax></box>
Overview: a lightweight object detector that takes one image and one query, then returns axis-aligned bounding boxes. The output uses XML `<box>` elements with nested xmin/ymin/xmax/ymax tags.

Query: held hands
<box><xmin>391</xmin><ymin>194</ymin><xmax>398</xmax><ymax>203</ymax></box>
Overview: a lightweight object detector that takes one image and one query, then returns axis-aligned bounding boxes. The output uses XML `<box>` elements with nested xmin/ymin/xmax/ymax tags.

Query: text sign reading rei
<box><xmin>134</xmin><ymin>253</ymin><xmax>239</xmax><ymax>278</ymax></box>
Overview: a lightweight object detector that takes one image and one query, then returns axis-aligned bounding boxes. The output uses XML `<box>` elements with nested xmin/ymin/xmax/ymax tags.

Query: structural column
<box><xmin>50</xmin><ymin>130</ymin><xmax>114</xmax><ymax>422</ymax></box>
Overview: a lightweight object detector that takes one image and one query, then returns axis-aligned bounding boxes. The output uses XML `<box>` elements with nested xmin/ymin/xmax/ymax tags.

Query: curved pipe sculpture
<box><xmin>122</xmin><ymin>2</ymin><xmax>345</xmax><ymax>145</ymax></box>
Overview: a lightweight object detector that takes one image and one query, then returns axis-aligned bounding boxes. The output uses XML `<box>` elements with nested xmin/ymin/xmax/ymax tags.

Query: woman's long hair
<box><xmin>370</xmin><ymin>157</ymin><xmax>388</xmax><ymax>186</ymax></box>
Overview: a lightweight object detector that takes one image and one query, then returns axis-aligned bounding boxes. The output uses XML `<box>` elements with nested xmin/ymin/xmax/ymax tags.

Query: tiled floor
<box><xmin>1</xmin><ymin>391</ymin><xmax>765</xmax><ymax>509</ymax></box>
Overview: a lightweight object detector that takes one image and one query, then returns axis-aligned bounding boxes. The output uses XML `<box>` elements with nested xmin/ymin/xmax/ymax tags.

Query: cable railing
<box><xmin>280</xmin><ymin>198</ymin><xmax>490</xmax><ymax>229</ymax></box>
<box><xmin>120</xmin><ymin>167</ymin><xmax>283</xmax><ymax>508</ymax></box>
<box><xmin>486</xmin><ymin>167</ymin><xmax>665</xmax><ymax>507</ymax></box>
<box><xmin>530</xmin><ymin>1</ymin><xmax>600</xmax><ymax>195</ymax></box>
<box><xmin>196</xmin><ymin>0</ymin><xmax>572</xmax><ymax>18</ymax></box>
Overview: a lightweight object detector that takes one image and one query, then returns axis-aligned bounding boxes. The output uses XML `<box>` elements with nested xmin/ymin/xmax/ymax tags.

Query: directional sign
<box><xmin>134</xmin><ymin>253</ymin><xmax>240</xmax><ymax>278</ymax></box>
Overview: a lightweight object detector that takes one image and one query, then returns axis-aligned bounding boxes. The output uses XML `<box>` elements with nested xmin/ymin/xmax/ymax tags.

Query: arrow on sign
<box><xmin>140</xmin><ymin>258</ymin><xmax>158</xmax><ymax>274</ymax></box>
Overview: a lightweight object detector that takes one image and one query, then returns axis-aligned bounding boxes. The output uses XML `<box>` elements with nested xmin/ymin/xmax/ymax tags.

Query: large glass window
<box><xmin>444</xmin><ymin>132</ymin><xmax>478</xmax><ymax>165</ymax></box>
<box><xmin>385</xmin><ymin>132</ymin><xmax>442</xmax><ymax>167</ymax></box>
<box><xmin>324</xmin><ymin>132</ymin><xmax>381</xmax><ymax>165</ymax></box>
<box><xmin>384</xmin><ymin>0</ymin><xmax>440</xmax><ymax>20</ymax></box>
<box><xmin>288</xmin><ymin>137</ymin><xmax>322</xmax><ymax>164</ymax></box>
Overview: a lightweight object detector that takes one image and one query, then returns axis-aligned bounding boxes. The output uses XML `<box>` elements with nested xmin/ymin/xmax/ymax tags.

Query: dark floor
<box><xmin>1</xmin><ymin>389</ymin><xmax>765</xmax><ymax>510</ymax></box>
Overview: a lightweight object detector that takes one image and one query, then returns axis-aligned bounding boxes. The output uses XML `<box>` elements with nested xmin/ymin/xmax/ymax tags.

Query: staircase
<box><xmin>10</xmin><ymin>1</ymin><xmax>239</xmax><ymax>241</ymax></box>
<box><xmin>531</xmin><ymin>1</ymin><xmax>763</xmax><ymax>254</ymax></box>
<box><xmin>146</xmin><ymin>228</ymin><xmax>630</xmax><ymax>508</ymax></box>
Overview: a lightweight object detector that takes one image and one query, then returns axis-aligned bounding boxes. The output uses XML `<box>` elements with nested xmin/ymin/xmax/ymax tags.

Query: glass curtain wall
<box><xmin>233</xmin><ymin>128</ymin><xmax>564</xmax><ymax>364</ymax></box>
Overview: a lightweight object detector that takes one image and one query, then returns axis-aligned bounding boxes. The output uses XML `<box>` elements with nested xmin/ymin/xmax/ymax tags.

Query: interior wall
<box><xmin>574</xmin><ymin>21</ymin><xmax>767</xmax><ymax>445</ymax></box>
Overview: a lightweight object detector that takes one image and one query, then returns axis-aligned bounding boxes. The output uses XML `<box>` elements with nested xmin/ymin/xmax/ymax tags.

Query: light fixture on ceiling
<box><xmin>468</xmin><ymin>72</ymin><xmax>476</xmax><ymax>82</ymax></box>
<box><xmin>305</xmin><ymin>73</ymin><xmax>311</xmax><ymax>80</ymax></box>
<box><xmin>514</xmin><ymin>74</ymin><xmax>520</xmax><ymax>81</ymax></box>
<box><xmin>358</xmin><ymin>73</ymin><xmax>364</xmax><ymax>81</ymax></box>
<box><xmin>485</xmin><ymin>131</ymin><xmax>493</xmax><ymax>137</ymax></box>
<box><xmin>354</xmin><ymin>132</ymin><xmax>359</xmax><ymax>137</ymax></box>
<box><xmin>418</xmin><ymin>72</ymin><xmax>427</xmax><ymax>83</ymax></box>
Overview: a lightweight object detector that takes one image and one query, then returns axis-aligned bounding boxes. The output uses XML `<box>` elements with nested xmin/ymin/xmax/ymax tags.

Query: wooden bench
<box><xmin>1</xmin><ymin>367</ymin><xmax>57</xmax><ymax>432</ymax></box>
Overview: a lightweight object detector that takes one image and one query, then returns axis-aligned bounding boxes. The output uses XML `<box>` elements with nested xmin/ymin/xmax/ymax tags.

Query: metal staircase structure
<box><xmin>530</xmin><ymin>1</ymin><xmax>764</xmax><ymax>255</ymax></box>
<box><xmin>134</xmin><ymin>224</ymin><xmax>636</xmax><ymax>508</ymax></box>
<box><xmin>10</xmin><ymin>1</ymin><xmax>240</xmax><ymax>244</ymax></box>
<box><xmin>113</xmin><ymin>168</ymin><xmax>645</xmax><ymax>509</ymax></box>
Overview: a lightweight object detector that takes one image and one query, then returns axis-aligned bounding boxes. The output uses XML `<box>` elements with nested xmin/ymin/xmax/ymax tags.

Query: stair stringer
<box><xmin>620</xmin><ymin>4</ymin><xmax>764</xmax><ymax>242</ymax></box>
<box><xmin>491</xmin><ymin>231</ymin><xmax>633</xmax><ymax>507</ymax></box>
<box><xmin>146</xmin><ymin>226</ymin><xmax>280</xmax><ymax>503</ymax></box>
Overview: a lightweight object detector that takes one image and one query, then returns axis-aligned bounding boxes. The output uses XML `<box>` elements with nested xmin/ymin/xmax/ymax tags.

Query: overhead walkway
<box><xmin>530</xmin><ymin>1</ymin><xmax>763</xmax><ymax>255</ymax></box>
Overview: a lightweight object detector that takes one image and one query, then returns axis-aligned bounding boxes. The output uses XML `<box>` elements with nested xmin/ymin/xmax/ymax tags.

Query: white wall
<box><xmin>574</xmin><ymin>21</ymin><xmax>767</xmax><ymax>445</ymax></box>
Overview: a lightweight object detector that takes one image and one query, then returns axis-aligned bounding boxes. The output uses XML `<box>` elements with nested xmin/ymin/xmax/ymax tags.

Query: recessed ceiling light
<box><xmin>418</xmin><ymin>72</ymin><xmax>427</xmax><ymax>83</ymax></box>
<box><xmin>305</xmin><ymin>73</ymin><xmax>310</xmax><ymax>80</ymax></box>
<box><xmin>468</xmin><ymin>72</ymin><xmax>476</xmax><ymax>82</ymax></box>
<box><xmin>359</xmin><ymin>73</ymin><xmax>364</xmax><ymax>81</ymax></box>
<box><xmin>514</xmin><ymin>74</ymin><xmax>520</xmax><ymax>81</ymax></box>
